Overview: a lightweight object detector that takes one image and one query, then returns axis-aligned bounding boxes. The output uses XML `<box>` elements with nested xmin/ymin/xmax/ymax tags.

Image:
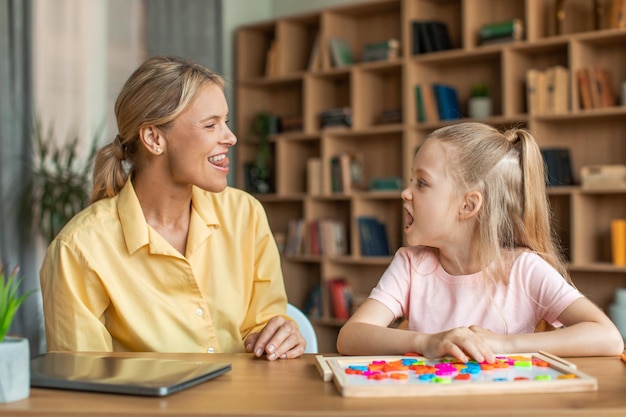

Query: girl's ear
<box><xmin>138</xmin><ymin>126</ymin><xmax>164</xmax><ymax>155</ymax></box>
<box><xmin>459</xmin><ymin>190</ymin><xmax>482</xmax><ymax>220</ymax></box>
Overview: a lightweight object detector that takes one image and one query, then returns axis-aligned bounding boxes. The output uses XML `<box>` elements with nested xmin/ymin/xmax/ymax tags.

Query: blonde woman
<box><xmin>40</xmin><ymin>56</ymin><xmax>305</xmax><ymax>360</ymax></box>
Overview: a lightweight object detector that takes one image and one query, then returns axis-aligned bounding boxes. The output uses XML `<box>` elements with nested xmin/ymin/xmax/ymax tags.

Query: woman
<box><xmin>40</xmin><ymin>56</ymin><xmax>305</xmax><ymax>360</ymax></box>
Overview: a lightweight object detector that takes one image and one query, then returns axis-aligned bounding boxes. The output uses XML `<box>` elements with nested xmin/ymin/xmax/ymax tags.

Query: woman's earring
<box><xmin>156</xmin><ymin>147</ymin><xmax>162</xmax><ymax>154</ymax></box>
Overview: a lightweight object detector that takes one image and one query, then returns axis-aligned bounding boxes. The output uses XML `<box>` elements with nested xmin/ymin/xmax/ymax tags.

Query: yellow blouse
<box><xmin>40</xmin><ymin>180</ymin><xmax>287</xmax><ymax>353</ymax></box>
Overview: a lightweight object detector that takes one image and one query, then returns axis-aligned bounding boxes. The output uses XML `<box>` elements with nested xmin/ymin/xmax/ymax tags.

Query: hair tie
<box><xmin>114</xmin><ymin>134</ymin><xmax>126</xmax><ymax>161</ymax></box>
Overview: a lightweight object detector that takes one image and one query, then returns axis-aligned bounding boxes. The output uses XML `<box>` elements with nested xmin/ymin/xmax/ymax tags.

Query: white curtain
<box><xmin>0</xmin><ymin>0</ymin><xmax>42</xmax><ymax>355</ymax></box>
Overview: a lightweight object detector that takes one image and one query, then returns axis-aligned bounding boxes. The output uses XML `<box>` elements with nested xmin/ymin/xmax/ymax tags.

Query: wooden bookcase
<box><xmin>235</xmin><ymin>0</ymin><xmax>626</xmax><ymax>352</ymax></box>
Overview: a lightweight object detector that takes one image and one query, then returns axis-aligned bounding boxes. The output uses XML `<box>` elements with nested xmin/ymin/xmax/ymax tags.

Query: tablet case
<box><xmin>30</xmin><ymin>352</ymin><xmax>231</xmax><ymax>397</ymax></box>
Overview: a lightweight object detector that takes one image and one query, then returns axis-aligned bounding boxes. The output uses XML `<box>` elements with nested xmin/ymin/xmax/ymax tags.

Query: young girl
<box><xmin>337</xmin><ymin>122</ymin><xmax>624</xmax><ymax>362</ymax></box>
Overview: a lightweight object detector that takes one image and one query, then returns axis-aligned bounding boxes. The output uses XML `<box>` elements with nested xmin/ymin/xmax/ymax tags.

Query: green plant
<box><xmin>470</xmin><ymin>83</ymin><xmax>490</xmax><ymax>98</ymax></box>
<box><xmin>23</xmin><ymin>120</ymin><xmax>100</xmax><ymax>243</ymax></box>
<box><xmin>0</xmin><ymin>267</ymin><xmax>34</xmax><ymax>343</ymax></box>
<box><xmin>247</xmin><ymin>111</ymin><xmax>275</xmax><ymax>194</ymax></box>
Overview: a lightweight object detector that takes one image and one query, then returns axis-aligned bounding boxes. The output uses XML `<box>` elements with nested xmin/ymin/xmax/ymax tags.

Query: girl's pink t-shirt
<box><xmin>369</xmin><ymin>247</ymin><xmax>582</xmax><ymax>334</ymax></box>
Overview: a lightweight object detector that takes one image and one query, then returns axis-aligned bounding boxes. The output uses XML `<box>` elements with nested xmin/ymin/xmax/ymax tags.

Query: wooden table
<box><xmin>1</xmin><ymin>352</ymin><xmax>626</xmax><ymax>416</ymax></box>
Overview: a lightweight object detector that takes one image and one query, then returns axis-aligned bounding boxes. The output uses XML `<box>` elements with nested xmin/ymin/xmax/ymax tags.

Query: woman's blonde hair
<box><xmin>90</xmin><ymin>56</ymin><xmax>224</xmax><ymax>203</ymax></box>
<box><xmin>428</xmin><ymin>122</ymin><xmax>569</xmax><ymax>284</ymax></box>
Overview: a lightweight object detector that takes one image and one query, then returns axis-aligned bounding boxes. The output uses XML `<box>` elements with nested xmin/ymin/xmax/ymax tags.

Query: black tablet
<box><xmin>30</xmin><ymin>352</ymin><xmax>231</xmax><ymax>397</ymax></box>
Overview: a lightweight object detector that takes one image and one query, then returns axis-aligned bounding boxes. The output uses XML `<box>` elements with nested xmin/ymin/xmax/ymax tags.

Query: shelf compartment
<box><xmin>463</xmin><ymin>0</ymin><xmax>526</xmax><ymax>49</ymax></box>
<box><xmin>276</xmin><ymin>13</ymin><xmax>320</xmax><ymax>76</ymax></box>
<box><xmin>403</xmin><ymin>0</ymin><xmax>462</xmax><ymax>51</ymax></box>
<box><xmin>571</xmin><ymin>191</ymin><xmax>626</xmax><ymax>265</ymax></box>
<box><xmin>322</xmin><ymin>0</ymin><xmax>402</xmax><ymax>65</ymax></box>
<box><xmin>275</xmin><ymin>136</ymin><xmax>320</xmax><ymax>195</ymax></box>
<box><xmin>305</xmin><ymin>72</ymin><xmax>351</xmax><ymax>133</ymax></box>
<box><xmin>281</xmin><ymin>259</ymin><xmax>322</xmax><ymax>316</ymax></box>
<box><xmin>408</xmin><ymin>49</ymin><xmax>503</xmax><ymax>124</ymax></box>
<box><xmin>566</xmin><ymin>270</ymin><xmax>626</xmax><ymax>313</ymax></box>
<box><xmin>570</xmin><ymin>30</ymin><xmax>626</xmax><ymax>111</ymax></box>
<box><xmin>532</xmin><ymin>114</ymin><xmax>626</xmax><ymax>184</ymax></box>
<box><xmin>504</xmin><ymin>40</ymin><xmax>569</xmax><ymax>115</ymax></box>
<box><xmin>352</xmin><ymin>63</ymin><xmax>403</xmax><ymax>129</ymax></box>
<box><xmin>549</xmin><ymin>193</ymin><xmax>572</xmax><ymax>262</ymax></box>
<box><xmin>236</xmin><ymin>22</ymin><xmax>276</xmax><ymax>81</ymax></box>
<box><xmin>527</xmin><ymin>0</ymin><xmax>610</xmax><ymax>40</ymax></box>
<box><xmin>352</xmin><ymin>197</ymin><xmax>403</xmax><ymax>258</ymax></box>
<box><xmin>322</xmin><ymin>261</ymin><xmax>390</xmax><ymax>321</ymax></box>
<box><xmin>236</xmin><ymin>80</ymin><xmax>304</xmax><ymax>142</ymax></box>
<box><xmin>322</xmin><ymin>130</ymin><xmax>403</xmax><ymax>195</ymax></box>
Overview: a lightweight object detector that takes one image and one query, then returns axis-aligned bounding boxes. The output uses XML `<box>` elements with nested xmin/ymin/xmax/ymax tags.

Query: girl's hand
<box><xmin>244</xmin><ymin>315</ymin><xmax>306</xmax><ymax>360</ymax></box>
<box><xmin>421</xmin><ymin>326</ymin><xmax>496</xmax><ymax>363</ymax></box>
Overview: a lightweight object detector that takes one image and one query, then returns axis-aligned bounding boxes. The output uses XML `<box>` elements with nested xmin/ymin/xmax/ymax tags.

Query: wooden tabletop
<box><xmin>2</xmin><ymin>352</ymin><xmax>626</xmax><ymax>417</ymax></box>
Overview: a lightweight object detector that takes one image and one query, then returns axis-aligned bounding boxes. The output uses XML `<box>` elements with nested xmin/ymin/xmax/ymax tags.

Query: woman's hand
<box><xmin>421</xmin><ymin>326</ymin><xmax>497</xmax><ymax>363</ymax></box>
<box><xmin>244</xmin><ymin>315</ymin><xmax>306</xmax><ymax>360</ymax></box>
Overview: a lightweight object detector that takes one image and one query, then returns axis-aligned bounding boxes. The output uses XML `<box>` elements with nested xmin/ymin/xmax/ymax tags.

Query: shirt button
<box><xmin>195</xmin><ymin>308</ymin><xmax>203</xmax><ymax>316</ymax></box>
<box><xmin>207</xmin><ymin>347</ymin><xmax>214</xmax><ymax>353</ymax></box>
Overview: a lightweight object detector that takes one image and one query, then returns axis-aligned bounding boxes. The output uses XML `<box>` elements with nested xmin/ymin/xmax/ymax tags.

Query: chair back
<box><xmin>286</xmin><ymin>303</ymin><xmax>318</xmax><ymax>353</ymax></box>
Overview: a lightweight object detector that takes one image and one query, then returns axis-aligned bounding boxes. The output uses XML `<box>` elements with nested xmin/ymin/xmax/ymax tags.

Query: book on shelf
<box><xmin>374</xmin><ymin>108</ymin><xmax>402</xmax><ymax>125</ymax></box>
<box><xmin>284</xmin><ymin>218</ymin><xmax>347</xmax><ymax>256</ymax></box>
<box><xmin>357</xmin><ymin>216</ymin><xmax>391</xmax><ymax>257</ymax></box>
<box><xmin>411</xmin><ymin>20</ymin><xmax>452</xmax><ymax>55</ymax></box>
<box><xmin>526</xmin><ymin>68</ymin><xmax>548</xmax><ymax>115</ymax></box>
<box><xmin>369</xmin><ymin>176</ymin><xmax>403</xmax><ymax>191</ymax></box>
<box><xmin>307</xmin><ymin>158</ymin><xmax>322</xmax><ymax>196</ymax></box>
<box><xmin>479</xmin><ymin>18</ymin><xmax>524</xmax><ymax>45</ymax></box>
<box><xmin>415</xmin><ymin>84</ymin><xmax>437</xmax><ymax>123</ymax></box>
<box><xmin>303</xmin><ymin>283</ymin><xmax>322</xmax><ymax>319</ymax></box>
<box><xmin>586</xmin><ymin>66</ymin><xmax>603</xmax><ymax>109</ymax></box>
<box><xmin>581</xmin><ymin>165</ymin><xmax>626</xmax><ymax>190</ymax></box>
<box><xmin>330</xmin><ymin>152</ymin><xmax>363</xmax><ymax>194</ymax></box>
<box><xmin>611</xmin><ymin>219</ymin><xmax>626</xmax><ymax>266</ymax></box>
<box><xmin>541</xmin><ymin>148</ymin><xmax>574</xmax><ymax>187</ymax></box>
<box><xmin>576</xmin><ymin>68</ymin><xmax>594</xmax><ymax>110</ymax></box>
<box><xmin>265</xmin><ymin>40</ymin><xmax>278</xmax><ymax>77</ymax></box>
<box><xmin>610</xmin><ymin>0</ymin><xmax>626</xmax><ymax>29</ymax></box>
<box><xmin>593</xmin><ymin>66</ymin><xmax>616</xmax><ymax>108</ymax></box>
<box><xmin>432</xmin><ymin>84</ymin><xmax>462</xmax><ymax>120</ymax></box>
<box><xmin>328</xmin><ymin>38</ymin><xmax>353</xmax><ymax>67</ymax></box>
<box><xmin>577</xmin><ymin>66</ymin><xmax>616</xmax><ymax>110</ymax></box>
<box><xmin>328</xmin><ymin>277</ymin><xmax>353</xmax><ymax>320</ymax></box>
<box><xmin>414</xmin><ymin>84</ymin><xmax>426</xmax><ymax>123</ymax></box>
<box><xmin>320</xmin><ymin>107</ymin><xmax>352</xmax><ymax>128</ymax></box>
<box><xmin>308</xmin><ymin>33</ymin><xmax>322</xmax><ymax>71</ymax></box>
<box><xmin>361</xmin><ymin>39</ymin><xmax>400</xmax><ymax>62</ymax></box>
<box><xmin>545</xmin><ymin>66</ymin><xmax>570</xmax><ymax>114</ymax></box>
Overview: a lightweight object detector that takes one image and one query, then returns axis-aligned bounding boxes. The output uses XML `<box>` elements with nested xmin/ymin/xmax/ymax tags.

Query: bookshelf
<box><xmin>235</xmin><ymin>0</ymin><xmax>626</xmax><ymax>352</ymax></box>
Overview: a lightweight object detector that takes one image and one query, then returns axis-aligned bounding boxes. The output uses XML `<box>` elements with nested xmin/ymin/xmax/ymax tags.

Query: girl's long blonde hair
<box><xmin>429</xmin><ymin>122</ymin><xmax>569</xmax><ymax>284</ymax></box>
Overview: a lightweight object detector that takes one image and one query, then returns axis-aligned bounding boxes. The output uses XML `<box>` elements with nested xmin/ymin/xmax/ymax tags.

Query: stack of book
<box><xmin>320</xmin><ymin>107</ymin><xmax>352</xmax><ymax>128</ymax></box>
<box><xmin>357</xmin><ymin>216</ymin><xmax>391</xmax><ymax>257</ymax></box>
<box><xmin>478</xmin><ymin>18</ymin><xmax>524</xmax><ymax>45</ymax></box>
<box><xmin>328</xmin><ymin>278</ymin><xmax>353</xmax><ymax>320</ymax></box>
<box><xmin>414</xmin><ymin>83</ymin><xmax>461</xmax><ymax>122</ymax></box>
<box><xmin>411</xmin><ymin>20</ymin><xmax>452</xmax><ymax>55</ymax></box>
<box><xmin>284</xmin><ymin>218</ymin><xmax>347</xmax><ymax>256</ymax></box>
<box><xmin>541</xmin><ymin>148</ymin><xmax>574</xmax><ymax>187</ymax></box>
<box><xmin>361</xmin><ymin>39</ymin><xmax>400</xmax><ymax>62</ymax></box>
<box><xmin>526</xmin><ymin>66</ymin><xmax>570</xmax><ymax>115</ymax></box>
<box><xmin>576</xmin><ymin>66</ymin><xmax>616</xmax><ymax>110</ymax></box>
<box><xmin>330</xmin><ymin>152</ymin><xmax>363</xmax><ymax>194</ymax></box>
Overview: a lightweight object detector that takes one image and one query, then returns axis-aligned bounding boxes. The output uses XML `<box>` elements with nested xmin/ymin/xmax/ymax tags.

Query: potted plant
<box><xmin>468</xmin><ymin>82</ymin><xmax>493</xmax><ymax>119</ymax></box>
<box><xmin>0</xmin><ymin>266</ymin><xmax>35</xmax><ymax>403</ymax></box>
<box><xmin>22</xmin><ymin>120</ymin><xmax>99</xmax><ymax>243</ymax></box>
<box><xmin>246</xmin><ymin>112</ymin><xmax>276</xmax><ymax>194</ymax></box>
